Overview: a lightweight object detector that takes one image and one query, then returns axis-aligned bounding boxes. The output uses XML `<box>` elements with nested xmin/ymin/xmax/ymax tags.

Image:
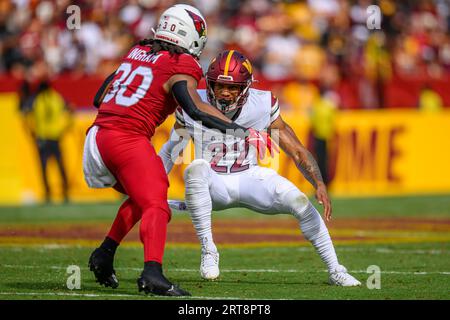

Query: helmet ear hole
<box><xmin>193</xmin><ymin>41</ymin><xmax>199</xmax><ymax>48</ymax></box>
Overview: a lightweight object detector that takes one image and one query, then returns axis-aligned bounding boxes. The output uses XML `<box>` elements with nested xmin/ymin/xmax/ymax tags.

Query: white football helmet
<box><xmin>154</xmin><ymin>4</ymin><xmax>207</xmax><ymax>58</ymax></box>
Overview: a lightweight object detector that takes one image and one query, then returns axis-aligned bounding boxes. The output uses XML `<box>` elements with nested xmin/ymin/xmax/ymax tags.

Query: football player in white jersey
<box><xmin>159</xmin><ymin>50</ymin><xmax>361</xmax><ymax>286</ymax></box>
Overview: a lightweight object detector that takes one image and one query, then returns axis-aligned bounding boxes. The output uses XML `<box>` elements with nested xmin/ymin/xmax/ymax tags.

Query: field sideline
<box><xmin>0</xmin><ymin>194</ymin><xmax>449</xmax><ymax>300</ymax></box>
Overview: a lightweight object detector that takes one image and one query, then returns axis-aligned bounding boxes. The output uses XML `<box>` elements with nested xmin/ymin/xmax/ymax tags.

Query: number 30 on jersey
<box><xmin>103</xmin><ymin>62</ymin><xmax>153</xmax><ymax>107</ymax></box>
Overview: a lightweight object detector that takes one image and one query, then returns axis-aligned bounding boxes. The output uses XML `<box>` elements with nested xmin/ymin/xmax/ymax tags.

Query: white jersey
<box><xmin>176</xmin><ymin>88</ymin><xmax>280</xmax><ymax>174</ymax></box>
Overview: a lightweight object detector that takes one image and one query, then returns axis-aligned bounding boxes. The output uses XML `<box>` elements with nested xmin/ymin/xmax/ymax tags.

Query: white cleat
<box><xmin>328</xmin><ymin>265</ymin><xmax>361</xmax><ymax>287</ymax></box>
<box><xmin>200</xmin><ymin>250</ymin><xmax>220</xmax><ymax>281</ymax></box>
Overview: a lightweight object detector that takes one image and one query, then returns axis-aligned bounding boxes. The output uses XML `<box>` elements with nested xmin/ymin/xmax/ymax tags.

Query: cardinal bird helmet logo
<box><xmin>185</xmin><ymin>9</ymin><xmax>206</xmax><ymax>38</ymax></box>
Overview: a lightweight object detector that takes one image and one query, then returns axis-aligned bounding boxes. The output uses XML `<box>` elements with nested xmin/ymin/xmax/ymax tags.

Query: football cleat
<box><xmin>137</xmin><ymin>262</ymin><xmax>191</xmax><ymax>297</ymax></box>
<box><xmin>328</xmin><ymin>265</ymin><xmax>361</xmax><ymax>287</ymax></box>
<box><xmin>88</xmin><ymin>247</ymin><xmax>119</xmax><ymax>289</ymax></box>
<box><xmin>200</xmin><ymin>250</ymin><xmax>220</xmax><ymax>281</ymax></box>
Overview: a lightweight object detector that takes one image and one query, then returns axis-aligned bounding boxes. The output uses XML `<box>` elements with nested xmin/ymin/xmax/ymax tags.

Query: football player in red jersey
<box><xmin>83</xmin><ymin>4</ymin><xmax>276</xmax><ymax>296</ymax></box>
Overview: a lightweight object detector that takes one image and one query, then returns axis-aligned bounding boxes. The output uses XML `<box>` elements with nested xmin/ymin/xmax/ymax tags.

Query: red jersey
<box><xmin>94</xmin><ymin>44</ymin><xmax>203</xmax><ymax>139</ymax></box>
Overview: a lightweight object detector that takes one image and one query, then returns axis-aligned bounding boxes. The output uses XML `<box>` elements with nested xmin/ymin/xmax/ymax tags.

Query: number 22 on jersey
<box><xmin>208</xmin><ymin>140</ymin><xmax>250</xmax><ymax>174</ymax></box>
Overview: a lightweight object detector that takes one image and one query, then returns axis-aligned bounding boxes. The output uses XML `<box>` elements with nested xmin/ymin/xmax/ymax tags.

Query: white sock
<box><xmin>295</xmin><ymin>202</ymin><xmax>340</xmax><ymax>272</ymax></box>
<box><xmin>184</xmin><ymin>162</ymin><xmax>217</xmax><ymax>253</ymax></box>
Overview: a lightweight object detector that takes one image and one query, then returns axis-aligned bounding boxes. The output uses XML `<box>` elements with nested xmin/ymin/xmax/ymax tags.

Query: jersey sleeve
<box><xmin>270</xmin><ymin>93</ymin><xmax>280</xmax><ymax>123</ymax></box>
<box><xmin>175</xmin><ymin>106</ymin><xmax>186</xmax><ymax>126</ymax></box>
<box><xmin>172</xmin><ymin>54</ymin><xmax>203</xmax><ymax>83</ymax></box>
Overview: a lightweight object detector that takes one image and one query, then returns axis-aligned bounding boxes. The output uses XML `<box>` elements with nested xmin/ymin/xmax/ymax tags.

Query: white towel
<box><xmin>82</xmin><ymin>125</ymin><xmax>116</xmax><ymax>188</ymax></box>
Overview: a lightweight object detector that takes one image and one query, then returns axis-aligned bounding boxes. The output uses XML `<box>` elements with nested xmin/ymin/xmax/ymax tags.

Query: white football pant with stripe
<box><xmin>183</xmin><ymin>159</ymin><xmax>340</xmax><ymax>272</ymax></box>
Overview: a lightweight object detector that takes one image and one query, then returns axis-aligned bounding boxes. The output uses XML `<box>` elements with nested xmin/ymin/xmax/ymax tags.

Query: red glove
<box><xmin>246</xmin><ymin>128</ymin><xmax>280</xmax><ymax>160</ymax></box>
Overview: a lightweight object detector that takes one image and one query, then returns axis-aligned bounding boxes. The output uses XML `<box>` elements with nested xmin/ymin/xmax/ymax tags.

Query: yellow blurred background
<box><xmin>2</xmin><ymin>92</ymin><xmax>449</xmax><ymax>205</ymax></box>
<box><xmin>2</xmin><ymin>0</ymin><xmax>450</xmax><ymax>204</ymax></box>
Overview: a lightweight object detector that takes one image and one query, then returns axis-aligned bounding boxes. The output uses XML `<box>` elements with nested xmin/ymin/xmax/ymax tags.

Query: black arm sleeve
<box><xmin>93</xmin><ymin>72</ymin><xmax>116</xmax><ymax>108</ymax></box>
<box><xmin>172</xmin><ymin>80</ymin><xmax>248</xmax><ymax>137</ymax></box>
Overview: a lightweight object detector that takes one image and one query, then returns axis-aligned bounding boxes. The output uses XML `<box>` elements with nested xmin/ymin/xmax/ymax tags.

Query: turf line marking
<box><xmin>372</xmin><ymin>248</ymin><xmax>448</xmax><ymax>255</ymax></box>
<box><xmin>1</xmin><ymin>238</ymin><xmax>450</xmax><ymax>248</ymax></box>
<box><xmin>349</xmin><ymin>270</ymin><xmax>450</xmax><ymax>275</ymax></box>
<box><xmin>2</xmin><ymin>265</ymin><xmax>449</xmax><ymax>275</ymax></box>
<box><xmin>0</xmin><ymin>292</ymin><xmax>141</xmax><ymax>298</ymax></box>
<box><xmin>1</xmin><ymin>245</ymin><xmax>449</xmax><ymax>255</ymax></box>
<box><xmin>0</xmin><ymin>292</ymin><xmax>282</xmax><ymax>300</ymax></box>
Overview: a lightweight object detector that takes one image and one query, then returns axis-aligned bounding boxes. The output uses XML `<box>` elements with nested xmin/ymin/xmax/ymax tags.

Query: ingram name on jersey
<box><xmin>94</xmin><ymin>44</ymin><xmax>203</xmax><ymax>139</ymax></box>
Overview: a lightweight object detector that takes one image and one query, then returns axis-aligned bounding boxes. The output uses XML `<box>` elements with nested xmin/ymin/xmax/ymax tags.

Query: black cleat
<box><xmin>88</xmin><ymin>247</ymin><xmax>119</xmax><ymax>289</ymax></box>
<box><xmin>137</xmin><ymin>262</ymin><xmax>191</xmax><ymax>297</ymax></box>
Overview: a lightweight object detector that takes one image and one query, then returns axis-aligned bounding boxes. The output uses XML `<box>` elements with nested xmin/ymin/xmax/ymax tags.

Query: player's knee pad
<box><xmin>184</xmin><ymin>159</ymin><xmax>211</xmax><ymax>183</ymax></box>
<box><xmin>279</xmin><ymin>188</ymin><xmax>310</xmax><ymax>217</ymax></box>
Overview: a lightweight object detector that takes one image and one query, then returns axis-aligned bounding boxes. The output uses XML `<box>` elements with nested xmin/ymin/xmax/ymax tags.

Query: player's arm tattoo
<box><xmin>294</xmin><ymin>149</ymin><xmax>324</xmax><ymax>189</ymax></box>
<box><xmin>271</xmin><ymin>116</ymin><xmax>324</xmax><ymax>189</ymax></box>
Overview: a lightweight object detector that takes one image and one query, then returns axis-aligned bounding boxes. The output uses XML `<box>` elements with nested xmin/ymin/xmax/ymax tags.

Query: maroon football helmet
<box><xmin>206</xmin><ymin>50</ymin><xmax>254</xmax><ymax>113</ymax></box>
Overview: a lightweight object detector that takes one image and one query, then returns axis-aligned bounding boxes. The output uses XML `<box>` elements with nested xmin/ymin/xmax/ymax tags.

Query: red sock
<box><xmin>107</xmin><ymin>198</ymin><xmax>141</xmax><ymax>244</ymax></box>
<box><xmin>140</xmin><ymin>204</ymin><xmax>171</xmax><ymax>264</ymax></box>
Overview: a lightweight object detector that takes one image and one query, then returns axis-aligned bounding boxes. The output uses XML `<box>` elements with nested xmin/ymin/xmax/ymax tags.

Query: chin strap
<box><xmin>217</xmin><ymin>99</ymin><xmax>236</xmax><ymax>113</ymax></box>
<box><xmin>207</xmin><ymin>79</ymin><xmax>252</xmax><ymax>113</ymax></box>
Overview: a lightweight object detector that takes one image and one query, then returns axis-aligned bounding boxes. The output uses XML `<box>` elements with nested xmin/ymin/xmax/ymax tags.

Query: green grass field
<box><xmin>0</xmin><ymin>194</ymin><xmax>449</xmax><ymax>300</ymax></box>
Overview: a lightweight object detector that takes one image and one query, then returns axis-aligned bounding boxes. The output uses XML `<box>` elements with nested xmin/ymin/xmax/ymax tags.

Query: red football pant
<box><xmin>95</xmin><ymin>127</ymin><xmax>171</xmax><ymax>264</ymax></box>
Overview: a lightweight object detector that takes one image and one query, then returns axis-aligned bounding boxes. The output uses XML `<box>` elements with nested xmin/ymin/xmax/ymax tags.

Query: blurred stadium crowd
<box><xmin>1</xmin><ymin>0</ymin><xmax>450</xmax><ymax>111</ymax></box>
